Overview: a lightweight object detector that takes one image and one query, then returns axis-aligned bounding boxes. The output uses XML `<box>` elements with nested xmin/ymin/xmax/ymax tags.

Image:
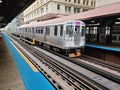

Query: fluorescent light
<box><xmin>117</xmin><ymin>18</ymin><xmax>120</xmax><ymax>20</ymax></box>
<box><xmin>0</xmin><ymin>0</ymin><xmax>2</xmax><ymax>3</ymax></box>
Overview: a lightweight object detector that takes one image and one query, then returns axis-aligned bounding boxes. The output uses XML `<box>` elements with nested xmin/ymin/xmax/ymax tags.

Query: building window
<box><xmin>41</xmin><ymin>8</ymin><xmax>44</xmax><ymax>14</ymax></box>
<box><xmin>65</xmin><ymin>0</ymin><xmax>71</xmax><ymax>2</ymax></box>
<box><xmin>74</xmin><ymin>0</ymin><xmax>76</xmax><ymax>3</ymax></box>
<box><xmin>57</xmin><ymin>4</ymin><xmax>60</xmax><ymax>10</ymax></box>
<box><xmin>91</xmin><ymin>0</ymin><xmax>93</xmax><ymax>6</ymax></box>
<box><xmin>83</xmin><ymin>8</ymin><xmax>88</xmax><ymax>12</ymax></box>
<box><xmin>65</xmin><ymin>6</ymin><xmax>71</xmax><ymax>13</ymax></box>
<box><xmin>86</xmin><ymin>0</ymin><xmax>89</xmax><ymax>5</ymax></box>
<box><xmin>37</xmin><ymin>1</ymin><xmax>39</xmax><ymax>7</ymax></box>
<box><xmin>46</xmin><ymin>5</ymin><xmax>48</xmax><ymax>11</ymax></box>
<box><xmin>74</xmin><ymin>7</ymin><xmax>80</xmax><ymax>13</ymax></box>
<box><xmin>94</xmin><ymin>1</ymin><xmax>95</xmax><ymax>6</ymax></box>
<box><xmin>78</xmin><ymin>0</ymin><xmax>80</xmax><ymax>4</ymax></box>
<box><xmin>83</xmin><ymin>0</ymin><xmax>86</xmax><ymax>5</ymax></box>
<box><xmin>37</xmin><ymin>9</ymin><xmax>39</xmax><ymax>15</ymax></box>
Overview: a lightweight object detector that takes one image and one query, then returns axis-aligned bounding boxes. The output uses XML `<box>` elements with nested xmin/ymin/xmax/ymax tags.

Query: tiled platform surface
<box><xmin>0</xmin><ymin>36</ymin><xmax>25</xmax><ymax>90</ymax></box>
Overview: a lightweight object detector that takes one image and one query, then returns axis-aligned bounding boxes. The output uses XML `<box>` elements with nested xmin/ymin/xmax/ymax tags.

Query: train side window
<box><xmin>22</xmin><ymin>28</ymin><xmax>25</xmax><ymax>33</ymax></box>
<box><xmin>22</xmin><ymin>28</ymin><xmax>24</xmax><ymax>33</ymax></box>
<box><xmin>36</xmin><ymin>27</ymin><xmax>38</xmax><ymax>34</ymax></box>
<box><xmin>49</xmin><ymin>26</ymin><xmax>54</xmax><ymax>36</ymax></box>
<box><xmin>20</xmin><ymin>29</ymin><xmax>21</xmax><ymax>33</ymax></box>
<box><xmin>30</xmin><ymin>28</ymin><xmax>32</xmax><ymax>33</ymax></box>
<box><xmin>19</xmin><ymin>28</ymin><xmax>20</xmax><ymax>33</ymax></box>
<box><xmin>28</xmin><ymin>28</ymin><xmax>29</xmax><ymax>33</ymax></box>
<box><xmin>27</xmin><ymin>28</ymin><xmax>28</xmax><ymax>33</ymax></box>
<box><xmin>27</xmin><ymin>28</ymin><xmax>29</xmax><ymax>33</ymax></box>
<box><xmin>41</xmin><ymin>27</ymin><xmax>44</xmax><ymax>34</ymax></box>
<box><xmin>46</xmin><ymin>26</ymin><xmax>50</xmax><ymax>35</ymax></box>
<box><xmin>60</xmin><ymin>25</ymin><xmax>63</xmax><ymax>36</ymax></box>
<box><xmin>34</xmin><ymin>28</ymin><xmax>36</xmax><ymax>34</ymax></box>
<box><xmin>54</xmin><ymin>26</ymin><xmax>57</xmax><ymax>36</ymax></box>
<box><xmin>22</xmin><ymin>28</ymin><xmax>23</xmax><ymax>33</ymax></box>
<box><xmin>28</xmin><ymin>28</ymin><xmax>31</xmax><ymax>33</ymax></box>
<box><xmin>37</xmin><ymin>27</ymin><xmax>41</xmax><ymax>34</ymax></box>
<box><xmin>38</xmin><ymin>29</ymin><xmax>40</xmax><ymax>34</ymax></box>
<box><xmin>25</xmin><ymin>28</ymin><xmax>27</xmax><ymax>32</ymax></box>
<box><xmin>32</xmin><ymin>27</ymin><xmax>34</xmax><ymax>33</ymax></box>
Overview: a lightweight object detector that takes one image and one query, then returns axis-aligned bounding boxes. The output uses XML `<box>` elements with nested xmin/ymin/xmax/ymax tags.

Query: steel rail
<box><xmin>16</xmin><ymin>40</ymin><xmax>100</xmax><ymax>90</ymax></box>
<box><xmin>81</xmin><ymin>55</ymin><xmax>120</xmax><ymax>72</ymax></box>
<box><xmin>33</xmin><ymin>40</ymin><xmax>120</xmax><ymax>84</ymax></box>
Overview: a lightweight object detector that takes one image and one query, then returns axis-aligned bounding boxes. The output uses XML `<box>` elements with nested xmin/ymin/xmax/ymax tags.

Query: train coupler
<box><xmin>32</xmin><ymin>38</ymin><xmax>35</xmax><ymax>45</ymax></box>
<box><xmin>69</xmin><ymin>51</ymin><xmax>81</xmax><ymax>58</ymax></box>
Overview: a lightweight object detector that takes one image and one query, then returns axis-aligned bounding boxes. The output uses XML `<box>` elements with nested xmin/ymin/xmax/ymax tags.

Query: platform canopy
<box><xmin>35</xmin><ymin>2</ymin><xmax>120</xmax><ymax>24</ymax></box>
<box><xmin>19</xmin><ymin>2</ymin><xmax>120</xmax><ymax>29</ymax></box>
<box><xmin>0</xmin><ymin>0</ymin><xmax>35</xmax><ymax>28</ymax></box>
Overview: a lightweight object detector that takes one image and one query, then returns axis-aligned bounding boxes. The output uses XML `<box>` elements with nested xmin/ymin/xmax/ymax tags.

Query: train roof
<box><xmin>34</xmin><ymin>19</ymin><xmax>84</xmax><ymax>26</ymax></box>
<box><xmin>18</xmin><ymin>19</ymin><xmax>83</xmax><ymax>28</ymax></box>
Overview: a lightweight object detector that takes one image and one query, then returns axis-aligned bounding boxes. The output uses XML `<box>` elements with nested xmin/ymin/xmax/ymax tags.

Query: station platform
<box><xmin>86</xmin><ymin>42</ymin><xmax>120</xmax><ymax>52</ymax></box>
<box><xmin>84</xmin><ymin>42</ymin><xmax>120</xmax><ymax>65</ymax></box>
<box><xmin>0</xmin><ymin>33</ymin><xmax>55</xmax><ymax>90</ymax></box>
<box><xmin>0</xmin><ymin>34</ymin><xmax>25</xmax><ymax>90</ymax></box>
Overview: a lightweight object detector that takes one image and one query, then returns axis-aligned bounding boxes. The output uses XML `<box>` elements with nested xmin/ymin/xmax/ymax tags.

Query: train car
<box><xmin>15</xmin><ymin>20</ymin><xmax>86</xmax><ymax>57</ymax></box>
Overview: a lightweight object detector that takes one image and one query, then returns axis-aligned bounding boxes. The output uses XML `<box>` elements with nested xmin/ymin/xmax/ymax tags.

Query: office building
<box><xmin>23</xmin><ymin>0</ymin><xmax>95</xmax><ymax>24</ymax></box>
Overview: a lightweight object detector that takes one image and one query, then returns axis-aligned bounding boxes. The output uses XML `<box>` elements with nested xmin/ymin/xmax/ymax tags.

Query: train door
<box><xmin>44</xmin><ymin>27</ymin><xmax>47</xmax><ymax>42</ymax></box>
<box><xmin>74</xmin><ymin>25</ymin><xmax>81</xmax><ymax>45</ymax></box>
<box><xmin>32</xmin><ymin>27</ymin><xmax>35</xmax><ymax>38</ymax></box>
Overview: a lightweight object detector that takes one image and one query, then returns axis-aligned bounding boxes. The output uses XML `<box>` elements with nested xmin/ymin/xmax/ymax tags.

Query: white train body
<box><xmin>13</xmin><ymin>20</ymin><xmax>86</xmax><ymax>57</ymax></box>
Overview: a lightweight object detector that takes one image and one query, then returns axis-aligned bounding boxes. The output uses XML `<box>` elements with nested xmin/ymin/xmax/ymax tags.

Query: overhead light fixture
<box><xmin>0</xmin><ymin>0</ymin><xmax>2</xmax><ymax>3</ymax></box>
<box><xmin>117</xmin><ymin>18</ymin><xmax>120</xmax><ymax>20</ymax></box>
<box><xmin>0</xmin><ymin>16</ymin><xmax>3</xmax><ymax>21</ymax></box>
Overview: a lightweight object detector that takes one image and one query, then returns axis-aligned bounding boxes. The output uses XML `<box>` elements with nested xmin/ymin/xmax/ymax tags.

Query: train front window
<box><xmin>66</xmin><ymin>25</ymin><xmax>74</xmax><ymax>37</ymax></box>
<box><xmin>75</xmin><ymin>26</ymin><xmax>80</xmax><ymax>35</ymax></box>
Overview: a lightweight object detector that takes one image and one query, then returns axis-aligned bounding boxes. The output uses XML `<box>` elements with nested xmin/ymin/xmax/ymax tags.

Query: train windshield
<box><xmin>75</xmin><ymin>26</ymin><xmax>80</xmax><ymax>35</ymax></box>
<box><xmin>66</xmin><ymin>25</ymin><xmax>74</xmax><ymax>37</ymax></box>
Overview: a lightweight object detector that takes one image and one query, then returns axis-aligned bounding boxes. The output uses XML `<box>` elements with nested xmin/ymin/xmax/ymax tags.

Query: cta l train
<box><xmin>12</xmin><ymin>20</ymin><xmax>86</xmax><ymax>57</ymax></box>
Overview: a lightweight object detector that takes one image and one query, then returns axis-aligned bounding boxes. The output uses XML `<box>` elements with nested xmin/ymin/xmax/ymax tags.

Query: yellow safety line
<box><xmin>11</xmin><ymin>42</ymin><xmax>38</xmax><ymax>72</ymax></box>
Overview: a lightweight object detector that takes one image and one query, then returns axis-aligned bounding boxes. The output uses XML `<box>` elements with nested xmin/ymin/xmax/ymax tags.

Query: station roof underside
<box><xmin>0</xmin><ymin>0</ymin><xmax>35</xmax><ymax>28</ymax></box>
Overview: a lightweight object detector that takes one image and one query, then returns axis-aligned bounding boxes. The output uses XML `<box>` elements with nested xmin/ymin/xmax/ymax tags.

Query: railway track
<box><xmin>9</xmin><ymin>35</ymin><xmax>110</xmax><ymax>90</ymax></box>
<box><xmin>80</xmin><ymin>55</ymin><xmax>120</xmax><ymax>73</ymax></box>
<box><xmin>10</xmin><ymin>34</ymin><xmax>120</xmax><ymax>90</ymax></box>
<box><xmin>34</xmin><ymin>38</ymin><xmax>120</xmax><ymax>84</ymax></box>
<box><xmin>35</xmin><ymin>40</ymin><xmax>120</xmax><ymax>84</ymax></box>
